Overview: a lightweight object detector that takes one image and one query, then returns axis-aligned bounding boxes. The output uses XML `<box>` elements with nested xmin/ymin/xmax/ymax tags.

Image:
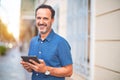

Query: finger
<box><xmin>28</xmin><ymin>62</ymin><xmax>37</xmax><ymax>71</ymax></box>
<box><xmin>24</xmin><ymin>63</ymin><xmax>30</xmax><ymax>67</ymax></box>
<box><xmin>21</xmin><ymin>60</ymin><xmax>25</xmax><ymax>64</ymax></box>
<box><xmin>39</xmin><ymin>59</ymin><xmax>45</xmax><ymax>65</ymax></box>
<box><xmin>39</xmin><ymin>59</ymin><xmax>44</xmax><ymax>63</ymax></box>
<box><xmin>21</xmin><ymin>61</ymin><xmax>29</xmax><ymax>65</ymax></box>
<box><xmin>29</xmin><ymin>59</ymin><xmax>39</xmax><ymax>65</ymax></box>
<box><xmin>21</xmin><ymin>61</ymin><xmax>26</xmax><ymax>65</ymax></box>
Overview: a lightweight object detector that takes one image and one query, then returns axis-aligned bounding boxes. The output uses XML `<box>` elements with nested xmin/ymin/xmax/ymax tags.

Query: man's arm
<box><xmin>46</xmin><ymin>64</ymin><xmax>73</xmax><ymax>77</ymax></box>
<box><xmin>28</xmin><ymin>59</ymin><xmax>73</xmax><ymax>77</ymax></box>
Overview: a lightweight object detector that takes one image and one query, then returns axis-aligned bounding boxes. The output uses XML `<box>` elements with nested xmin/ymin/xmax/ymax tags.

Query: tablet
<box><xmin>21</xmin><ymin>56</ymin><xmax>40</xmax><ymax>64</ymax></box>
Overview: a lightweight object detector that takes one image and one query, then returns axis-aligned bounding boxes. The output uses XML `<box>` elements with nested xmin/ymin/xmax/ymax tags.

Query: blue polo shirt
<box><xmin>28</xmin><ymin>29</ymin><xmax>73</xmax><ymax>80</ymax></box>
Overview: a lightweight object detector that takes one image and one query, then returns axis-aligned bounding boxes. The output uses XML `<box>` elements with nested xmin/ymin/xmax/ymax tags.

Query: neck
<box><xmin>40</xmin><ymin>34</ymin><xmax>47</xmax><ymax>41</ymax></box>
<box><xmin>40</xmin><ymin>29</ymin><xmax>52</xmax><ymax>41</ymax></box>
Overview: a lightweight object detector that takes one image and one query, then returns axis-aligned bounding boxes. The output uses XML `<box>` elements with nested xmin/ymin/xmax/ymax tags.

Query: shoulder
<box><xmin>54</xmin><ymin>34</ymin><xmax>70</xmax><ymax>47</ymax></box>
<box><xmin>54</xmin><ymin>34</ymin><xmax>67</xmax><ymax>42</ymax></box>
<box><xmin>30</xmin><ymin>36</ymin><xmax>38</xmax><ymax>43</ymax></box>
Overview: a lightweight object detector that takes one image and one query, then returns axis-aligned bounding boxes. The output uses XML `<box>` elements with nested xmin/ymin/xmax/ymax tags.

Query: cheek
<box><xmin>47</xmin><ymin>21</ymin><xmax>52</xmax><ymax>26</ymax></box>
<box><xmin>36</xmin><ymin>21</ymin><xmax>39</xmax><ymax>25</ymax></box>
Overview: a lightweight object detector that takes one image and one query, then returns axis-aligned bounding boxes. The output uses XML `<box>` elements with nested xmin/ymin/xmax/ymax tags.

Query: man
<box><xmin>21</xmin><ymin>4</ymin><xmax>73</xmax><ymax>80</ymax></box>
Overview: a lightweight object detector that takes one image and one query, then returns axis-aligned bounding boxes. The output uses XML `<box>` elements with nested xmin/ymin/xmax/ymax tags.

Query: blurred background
<box><xmin>0</xmin><ymin>0</ymin><xmax>120</xmax><ymax>80</ymax></box>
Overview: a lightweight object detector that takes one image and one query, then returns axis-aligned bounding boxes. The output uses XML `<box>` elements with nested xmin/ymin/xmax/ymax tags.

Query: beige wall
<box><xmin>58</xmin><ymin>0</ymin><xmax>67</xmax><ymax>37</ymax></box>
<box><xmin>95</xmin><ymin>0</ymin><xmax>120</xmax><ymax>80</ymax></box>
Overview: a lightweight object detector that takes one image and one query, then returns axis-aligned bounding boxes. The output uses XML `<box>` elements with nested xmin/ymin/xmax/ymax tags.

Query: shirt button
<box><xmin>39</xmin><ymin>51</ymin><xmax>41</xmax><ymax>54</ymax></box>
<box><xmin>36</xmin><ymin>73</ymin><xmax>38</xmax><ymax>76</ymax></box>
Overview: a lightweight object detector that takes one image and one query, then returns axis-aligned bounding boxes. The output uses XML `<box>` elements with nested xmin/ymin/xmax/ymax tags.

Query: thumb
<box><xmin>39</xmin><ymin>59</ymin><xmax>44</xmax><ymax>64</ymax></box>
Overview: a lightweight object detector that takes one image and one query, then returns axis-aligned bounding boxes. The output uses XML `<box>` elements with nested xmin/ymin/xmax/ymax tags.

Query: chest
<box><xmin>30</xmin><ymin>41</ymin><xmax>59</xmax><ymax>65</ymax></box>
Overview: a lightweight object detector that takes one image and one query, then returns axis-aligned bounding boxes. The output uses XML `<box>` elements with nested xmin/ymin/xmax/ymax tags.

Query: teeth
<box><xmin>39</xmin><ymin>25</ymin><xmax>44</xmax><ymax>27</ymax></box>
<box><xmin>39</xmin><ymin>26</ymin><xmax>44</xmax><ymax>29</ymax></box>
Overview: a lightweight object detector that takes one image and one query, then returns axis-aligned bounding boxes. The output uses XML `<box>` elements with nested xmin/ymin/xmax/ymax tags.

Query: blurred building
<box><xmin>94</xmin><ymin>0</ymin><xmax>120</xmax><ymax>80</ymax></box>
<box><xmin>20</xmin><ymin>0</ymin><xmax>120</xmax><ymax>80</ymax></box>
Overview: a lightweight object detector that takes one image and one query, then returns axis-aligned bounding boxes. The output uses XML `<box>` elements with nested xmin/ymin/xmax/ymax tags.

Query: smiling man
<box><xmin>21</xmin><ymin>4</ymin><xmax>73</xmax><ymax>80</ymax></box>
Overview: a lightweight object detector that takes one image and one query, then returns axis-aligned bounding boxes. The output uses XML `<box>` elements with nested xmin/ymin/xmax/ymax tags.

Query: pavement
<box><xmin>0</xmin><ymin>47</ymin><xmax>31</xmax><ymax>80</ymax></box>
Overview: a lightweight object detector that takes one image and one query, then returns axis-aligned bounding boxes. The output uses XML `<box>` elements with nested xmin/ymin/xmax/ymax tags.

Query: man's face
<box><xmin>36</xmin><ymin>8</ymin><xmax>54</xmax><ymax>34</ymax></box>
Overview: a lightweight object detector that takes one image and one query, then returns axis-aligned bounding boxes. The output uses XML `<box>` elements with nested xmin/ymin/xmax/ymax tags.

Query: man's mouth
<box><xmin>38</xmin><ymin>23</ymin><xmax>47</xmax><ymax>27</ymax></box>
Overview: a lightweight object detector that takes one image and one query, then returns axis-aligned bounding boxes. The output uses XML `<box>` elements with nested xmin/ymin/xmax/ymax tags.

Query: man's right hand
<box><xmin>21</xmin><ymin>61</ymin><xmax>33</xmax><ymax>72</ymax></box>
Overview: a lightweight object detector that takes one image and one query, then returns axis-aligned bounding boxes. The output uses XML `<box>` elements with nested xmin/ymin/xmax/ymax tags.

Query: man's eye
<box><xmin>37</xmin><ymin>17</ymin><xmax>41</xmax><ymax>19</ymax></box>
<box><xmin>44</xmin><ymin>18</ymin><xmax>48</xmax><ymax>20</ymax></box>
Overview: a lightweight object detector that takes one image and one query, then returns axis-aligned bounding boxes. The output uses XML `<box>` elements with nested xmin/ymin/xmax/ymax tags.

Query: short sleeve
<box><xmin>57</xmin><ymin>39</ymin><xmax>73</xmax><ymax>66</ymax></box>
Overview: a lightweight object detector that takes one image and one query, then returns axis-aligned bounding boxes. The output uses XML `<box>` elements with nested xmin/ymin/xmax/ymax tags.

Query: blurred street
<box><xmin>0</xmin><ymin>47</ymin><xmax>31</xmax><ymax>80</ymax></box>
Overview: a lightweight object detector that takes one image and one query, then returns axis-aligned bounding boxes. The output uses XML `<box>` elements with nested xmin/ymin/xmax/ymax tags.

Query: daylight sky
<box><xmin>0</xmin><ymin>0</ymin><xmax>21</xmax><ymax>40</ymax></box>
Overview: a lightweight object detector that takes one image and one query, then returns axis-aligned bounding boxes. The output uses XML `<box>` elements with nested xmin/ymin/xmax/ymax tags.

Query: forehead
<box><xmin>36</xmin><ymin>8</ymin><xmax>51</xmax><ymax>17</ymax></box>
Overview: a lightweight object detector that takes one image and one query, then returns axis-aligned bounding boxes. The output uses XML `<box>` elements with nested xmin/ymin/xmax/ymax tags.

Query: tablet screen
<box><xmin>21</xmin><ymin>56</ymin><xmax>40</xmax><ymax>64</ymax></box>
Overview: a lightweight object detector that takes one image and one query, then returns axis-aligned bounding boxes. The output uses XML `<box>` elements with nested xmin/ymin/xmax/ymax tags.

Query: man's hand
<box><xmin>28</xmin><ymin>59</ymin><xmax>47</xmax><ymax>73</ymax></box>
<box><xmin>21</xmin><ymin>61</ymin><xmax>33</xmax><ymax>72</ymax></box>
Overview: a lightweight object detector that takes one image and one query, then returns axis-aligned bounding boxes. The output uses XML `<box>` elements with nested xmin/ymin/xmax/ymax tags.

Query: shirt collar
<box><xmin>37</xmin><ymin>29</ymin><xmax>55</xmax><ymax>42</ymax></box>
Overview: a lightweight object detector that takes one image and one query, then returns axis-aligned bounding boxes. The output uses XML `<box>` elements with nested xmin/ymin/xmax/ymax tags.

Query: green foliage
<box><xmin>0</xmin><ymin>46</ymin><xmax>7</xmax><ymax>56</ymax></box>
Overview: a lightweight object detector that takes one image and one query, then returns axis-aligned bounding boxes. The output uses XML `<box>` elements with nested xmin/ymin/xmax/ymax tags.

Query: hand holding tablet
<box><xmin>21</xmin><ymin>56</ymin><xmax>40</xmax><ymax>64</ymax></box>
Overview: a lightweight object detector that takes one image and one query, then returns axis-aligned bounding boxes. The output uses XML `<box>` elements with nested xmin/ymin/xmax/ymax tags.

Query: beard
<box><xmin>37</xmin><ymin>23</ymin><xmax>51</xmax><ymax>34</ymax></box>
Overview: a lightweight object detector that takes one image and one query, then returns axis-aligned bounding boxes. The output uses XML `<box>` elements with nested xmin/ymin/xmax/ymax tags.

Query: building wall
<box><xmin>21</xmin><ymin>0</ymin><xmax>35</xmax><ymax>19</ymax></box>
<box><xmin>59</xmin><ymin>0</ymin><xmax>89</xmax><ymax>80</ymax></box>
<box><xmin>94</xmin><ymin>0</ymin><xmax>120</xmax><ymax>80</ymax></box>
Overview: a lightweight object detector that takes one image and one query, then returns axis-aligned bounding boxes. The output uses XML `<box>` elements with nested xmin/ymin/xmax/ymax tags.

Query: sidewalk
<box><xmin>0</xmin><ymin>47</ymin><xmax>31</xmax><ymax>80</ymax></box>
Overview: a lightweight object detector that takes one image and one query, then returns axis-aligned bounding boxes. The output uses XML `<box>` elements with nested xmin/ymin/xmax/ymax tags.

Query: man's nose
<box><xmin>39</xmin><ymin>19</ymin><xmax>44</xmax><ymax>24</ymax></box>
